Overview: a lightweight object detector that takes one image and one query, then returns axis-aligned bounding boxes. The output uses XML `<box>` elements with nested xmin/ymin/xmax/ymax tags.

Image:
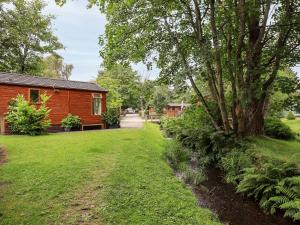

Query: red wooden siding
<box><xmin>164</xmin><ymin>106</ymin><xmax>182</xmax><ymax>117</ymax></box>
<box><xmin>0</xmin><ymin>84</ymin><xmax>107</xmax><ymax>133</ymax></box>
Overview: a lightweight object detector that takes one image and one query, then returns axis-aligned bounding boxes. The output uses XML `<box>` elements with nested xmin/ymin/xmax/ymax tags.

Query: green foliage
<box><xmin>160</xmin><ymin>117</ymin><xmax>183</xmax><ymax>137</ymax></box>
<box><xmin>164</xmin><ymin>140</ymin><xmax>190</xmax><ymax>170</ymax></box>
<box><xmin>93</xmin><ymin>0</ymin><xmax>300</xmax><ymax>136</ymax></box>
<box><xmin>165</xmin><ymin>140</ymin><xmax>206</xmax><ymax>186</ymax></box>
<box><xmin>150</xmin><ymin>85</ymin><xmax>171</xmax><ymax>114</ymax></box>
<box><xmin>183</xmin><ymin>167</ymin><xmax>206</xmax><ymax>186</ymax></box>
<box><xmin>161</xmin><ymin>104</ymin><xmax>235</xmax><ymax>166</ymax></box>
<box><xmin>5</xmin><ymin>94</ymin><xmax>51</xmax><ymax>135</ymax></box>
<box><xmin>220</xmin><ymin>149</ymin><xmax>253</xmax><ymax>184</ymax></box>
<box><xmin>0</xmin><ymin>0</ymin><xmax>63</xmax><ymax>74</ymax></box>
<box><xmin>96</xmin><ymin>65</ymin><xmax>141</xmax><ymax>109</ymax></box>
<box><xmin>264</xmin><ymin>117</ymin><xmax>294</xmax><ymax>140</ymax></box>
<box><xmin>41</xmin><ymin>54</ymin><xmax>73</xmax><ymax>80</ymax></box>
<box><xmin>275</xmin><ymin>68</ymin><xmax>300</xmax><ymax>113</ymax></box>
<box><xmin>264</xmin><ymin>176</ymin><xmax>300</xmax><ymax>220</ymax></box>
<box><xmin>61</xmin><ymin>114</ymin><xmax>81</xmax><ymax>129</ymax></box>
<box><xmin>103</xmin><ymin>108</ymin><xmax>120</xmax><ymax>128</ymax></box>
<box><xmin>286</xmin><ymin>112</ymin><xmax>296</xmax><ymax>120</ymax></box>
<box><xmin>237</xmin><ymin>160</ymin><xmax>300</xmax><ymax>221</ymax></box>
<box><xmin>267</xmin><ymin>91</ymin><xmax>289</xmax><ymax>118</ymax></box>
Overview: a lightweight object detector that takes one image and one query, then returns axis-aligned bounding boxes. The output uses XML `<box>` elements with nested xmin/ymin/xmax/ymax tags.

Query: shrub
<box><xmin>5</xmin><ymin>94</ymin><xmax>51</xmax><ymax>136</ymax></box>
<box><xmin>161</xmin><ymin>105</ymin><xmax>233</xmax><ymax>166</ymax></box>
<box><xmin>264</xmin><ymin>117</ymin><xmax>294</xmax><ymax>140</ymax></box>
<box><xmin>237</xmin><ymin>160</ymin><xmax>300</xmax><ymax>220</ymax></box>
<box><xmin>286</xmin><ymin>111</ymin><xmax>296</xmax><ymax>120</ymax></box>
<box><xmin>103</xmin><ymin>108</ymin><xmax>120</xmax><ymax>128</ymax></box>
<box><xmin>160</xmin><ymin>117</ymin><xmax>183</xmax><ymax>137</ymax></box>
<box><xmin>61</xmin><ymin>114</ymin><xmax>81</xmax><ymax>130</ymax></box>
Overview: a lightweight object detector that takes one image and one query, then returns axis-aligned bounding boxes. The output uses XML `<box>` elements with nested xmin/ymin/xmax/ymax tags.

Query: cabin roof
<box><xmin>0</xmin><ymin>72</ymin><xmax>107</xmax><ymax>92</ymax></box>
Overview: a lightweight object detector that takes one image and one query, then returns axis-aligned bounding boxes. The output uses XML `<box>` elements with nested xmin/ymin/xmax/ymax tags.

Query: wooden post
<box><xmin>0</xmin><ymin>116</ymin><xmax>5</xmax><ymax>135</ymax></box>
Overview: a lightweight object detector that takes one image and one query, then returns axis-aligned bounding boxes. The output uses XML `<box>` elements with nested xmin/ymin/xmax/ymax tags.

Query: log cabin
<box><xmin>0</xmin><ymin>72</ymin><xmax>108</xmax><ymax>134</ymax></box>
<box><xmin>164</xmin><ymin>103</ymin><xmax>191</xmax><ymax>118</ymax></box>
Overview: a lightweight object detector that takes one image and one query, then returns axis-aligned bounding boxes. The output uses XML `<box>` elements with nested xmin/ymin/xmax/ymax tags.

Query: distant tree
<box><xmin>42</xmin><ymin>54</ymin><xmax>73</xmax><ymax>80</ymax></box>
<box><xmin>0</xmin><ymin>0</ymin><xmax>63</xmax><ymax>75</ymax></box>
<box><xmin>268</xmin><ymin>68</ymin><xmax>300</xmax><ymax>116</ymax></box>
<box><xmin>97</xmin><ymin>71</ymin><xmax>123</xmax><ymax>109</ymax></box>
<box><xmin>151</xmin><ymin>85</ymin><xmax>171</xmax><ymax>114</ymax></box>
<box><xmin>140</xmin><ymin>79</ymin><xmax>155</xmax><ymax>109</ymax></box>
<box><xmin>96</xmin><ymin>65</ymin><xmax>141</xmax><ymax>109</ymax></box>
<box><xmin>61</xmin><ymin>64</ymin><xmax>74</xmax><ymax>80</ymax></box>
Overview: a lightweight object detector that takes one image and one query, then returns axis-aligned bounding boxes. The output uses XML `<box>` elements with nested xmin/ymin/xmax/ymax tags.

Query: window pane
<box><xmin>30</xmin><ymin>90</ymin><xmax>39</xmax><ymax>103</ymax></box>
<box><xmin>93</xmin><ymin>98</ymin><xmax>101</xmax><ymax>115</ymax></box>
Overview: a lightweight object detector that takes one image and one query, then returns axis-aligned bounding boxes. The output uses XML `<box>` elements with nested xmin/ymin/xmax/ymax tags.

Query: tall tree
<box><xmin>42</xmin><ymin>54</ymin><xmax>73</xmax><ymax>80</ymax></box>
<box><xmin>96</xmin><ymin>65</ymin><xmax>141</xmax><ymax>109</ymax></box>
<box><xmin>90</xmin><ymin>0</ymin><xmax>300</xmax><ymax>137</ymax></box>
<box><xmin>151</xmin><ymin>85</ymin><xmax>171</xmax><ymax>114</ymax></box>
<box><xmin>0</xmin><ymin>0</ymin><xmax>63</xmax><ymax>75</ymax></box>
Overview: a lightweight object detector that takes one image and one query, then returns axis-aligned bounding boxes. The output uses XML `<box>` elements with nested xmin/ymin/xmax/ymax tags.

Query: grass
<box><xmin>282</xmin><ymin>119</ymin><xmax>300</xmax><ymax>136</ymax></box>
<box><xmin>252</xmin><ymin>119</ymin><xmax>300</xmax><ymax>165</ymax></box>
<box><xmin>0</xmin><ymin>123</ymin><xmax>220</xmax><ymax>225</ymax></box>
<box><xmin>253</xmin><ymin>137</ymin><xmax>300</xmax><ymax>164</ymax></box>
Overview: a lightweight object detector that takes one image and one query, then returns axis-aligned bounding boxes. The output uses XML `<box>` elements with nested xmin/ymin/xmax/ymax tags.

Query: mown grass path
<box><xmin>0</xmin><ymin>124</ymin><xmax>220</xmax><ymax>225</ymax></box>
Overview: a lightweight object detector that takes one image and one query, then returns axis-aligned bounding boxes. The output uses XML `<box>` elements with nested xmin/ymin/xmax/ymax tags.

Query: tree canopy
<box><xmin>0</xmin><ymin>0</ymin><xmax>63</xmax><ymax>75</ymax></box>
<box><xmin>93</xmin><ymin>0</ymin><xmax>300</xmax><ymax>137</ymax></box>
<box><xmin>96</xmin><ymin>65</ymin><xmax>142</xmax><ymax>109</ymax></box>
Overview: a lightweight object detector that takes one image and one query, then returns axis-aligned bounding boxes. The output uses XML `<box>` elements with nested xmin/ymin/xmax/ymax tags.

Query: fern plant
<box><xmin>220</xmin><ymin>148</ymin><xmax>252</xmax><ymax>184</ymax></box>
<box><xmin>261</xmin><ymin>176</ymin><xmax>300</xmax><ymax>220</ymax></box>
<box><xmin>237</xmin><ymin>161</ymin><xmax>300</xmax><ymax>221</ymax></box>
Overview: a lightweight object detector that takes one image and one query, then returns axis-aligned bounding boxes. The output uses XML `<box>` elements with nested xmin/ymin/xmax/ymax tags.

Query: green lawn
<box><xmin>283</xmin><ymin>119</ymin><xmax>300</xmax><ymax>136</ymax></box>
<box><xmin>0</xmin><ymin>123</ymin><xmax>220</xmax><ymax>225</ymax></box>
<box><xmin>251</xmin><ymin>119</ymin><xmax>300</xmax><ymax>165</ymax></box>
<box><xmin>253</xmin><ymin>137</ymin><xmax>300</xmax><ymax>164</ymax></box>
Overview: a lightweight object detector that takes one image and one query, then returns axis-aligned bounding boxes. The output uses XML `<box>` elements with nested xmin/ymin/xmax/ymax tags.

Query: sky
<box><xmin>45</xmin><ymin>1</ymin><xmax>299</xmax><ymax>82</ymax></box>
<box><xmin>45</xmin><ymin>0</ymin><xmax>159</xmax><ymax>82</ymax></box>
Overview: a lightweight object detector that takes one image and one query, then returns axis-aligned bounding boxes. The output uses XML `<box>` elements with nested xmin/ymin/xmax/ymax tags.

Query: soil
<box><xmin>194</xmin><ymin>167</ymin><xmax>300</xmax><ymax>225</ymax></box>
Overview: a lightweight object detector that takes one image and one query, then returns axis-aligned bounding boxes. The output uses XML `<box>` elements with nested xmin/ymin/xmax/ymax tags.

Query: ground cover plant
<box><xmin>161</xmin><ymin>106</ymin><xmax>300</xmax><ymax>221</ymax></box>
<box><xmin>0</xmin><ymin>123</ymin><xmax>220</xmax><ymax>225</ymax></box>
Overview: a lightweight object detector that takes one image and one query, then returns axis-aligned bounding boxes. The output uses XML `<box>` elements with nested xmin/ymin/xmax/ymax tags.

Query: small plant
<box><xmin>220</xmin><ymin>148</ymin><xmax>253</xmax><ymax>184</ymax></box>
<box><xmin>237</xmin><ymin>160</ymin><xmax>300</xmax><ymax>221</ymax></box>
<box><xmin>184</xmin><ymin>168</ymin><xmax>207</xmax><ymax>186</ymax></box>
<box><xmin>264</xmin><ymin>117</ymin><xmax>294</xmax><ymax>140</ymax></box>
<box><xmin>164</xmin><ymin>140</ymin><xmax>190</xmax><ymax>170</ymax></box>
<box><xmin>5</xmin><ymin>94</ymin><xmax>51</xmax><ymax>136</ymax></box>
<box><xmin>103</xmin><ymin>108</ymin><xmax>120</xmax><ymax>128</ymax></box>
<box><xmin>286</xmin><ymin>111</ymin><xmax>296</xmax><ymax>120</ymax></box>
<box><xmin>61</xmin><ymin>114</ymin><xmax>81</xmax><ymax>131</ymax></box>
<box><xmin>262</xmin><ymin>176</ymin><xmax>300</xmax><ymax>220</ymax></box>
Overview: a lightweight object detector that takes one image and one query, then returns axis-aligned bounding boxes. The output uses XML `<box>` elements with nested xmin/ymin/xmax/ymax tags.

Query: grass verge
<box><xmin>0</xmin><ymin>123</ymin><xmax>220</xmax><ymax>225</ymax></box>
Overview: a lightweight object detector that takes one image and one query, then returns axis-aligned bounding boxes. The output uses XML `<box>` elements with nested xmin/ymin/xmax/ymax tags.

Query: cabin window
<box><xmin>30</xmin><ymin>89</ymin><xmax>40</xmax><ymax>103</ymax></box>
<box><xmin>92</xmin><ymin>93</ymin><xmax>102</xmax><ymax>115</ymax></box>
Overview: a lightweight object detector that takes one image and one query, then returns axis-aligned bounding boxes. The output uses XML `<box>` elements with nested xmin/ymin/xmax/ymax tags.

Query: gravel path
<box><xmin>120</xmin><ymin>114</ymin><xmax>145</xmax><ymax>128</ymax></box>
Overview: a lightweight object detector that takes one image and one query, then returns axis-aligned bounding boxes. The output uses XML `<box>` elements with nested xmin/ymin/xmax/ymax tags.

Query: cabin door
<box><xmin>0</xmin><ymin>116</ymin><xmax>5</xmax><ymax>135</ymax></box>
